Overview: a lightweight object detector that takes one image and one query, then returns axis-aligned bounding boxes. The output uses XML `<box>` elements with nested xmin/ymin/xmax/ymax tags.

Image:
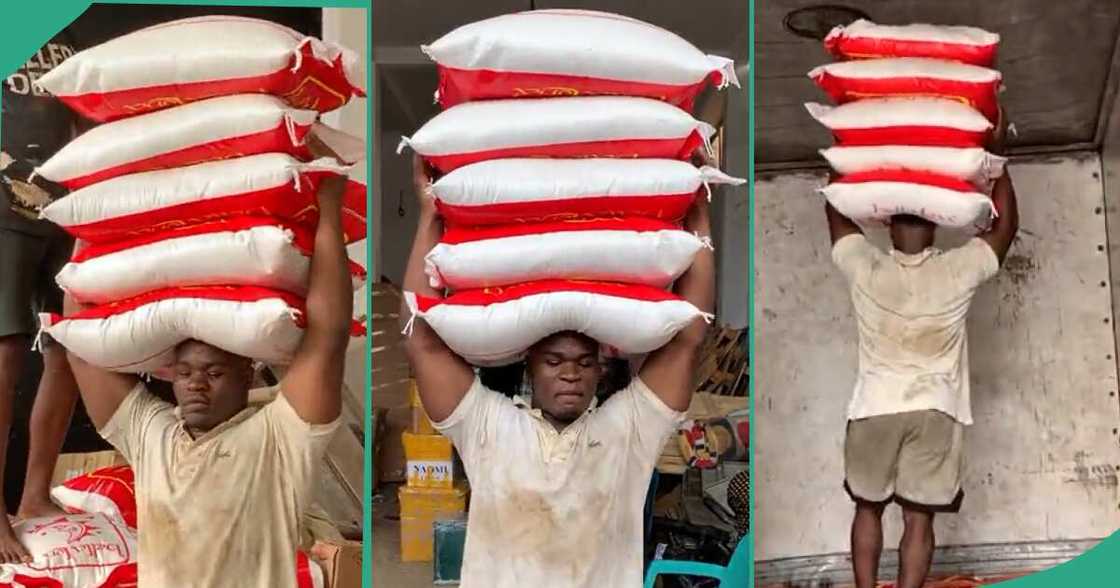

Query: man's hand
<box><xmin>412</xmin><ymin>154</ymin><xmax>439</xmax><ymax>218</ymax></box>
<box><xmin>988</xmin><ymin>106</ymin><xmax>1009</xmax><ymax>155</ymax></box>
<box><xmin>638</xmin><ymin>148</ymin><xmax>716</xmax><ymax>412</ymax></box>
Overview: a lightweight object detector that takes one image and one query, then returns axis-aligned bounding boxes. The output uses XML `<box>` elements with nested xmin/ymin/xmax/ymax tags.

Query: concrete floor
<box><xmin>371</xmin><ymin>483</ymin><xmax>441</xmax><ymax>587</ymax></box>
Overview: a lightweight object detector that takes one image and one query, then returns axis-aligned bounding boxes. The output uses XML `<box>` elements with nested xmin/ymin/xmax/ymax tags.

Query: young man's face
<box><xmin>171</xmin><ymin>340</ymin><xmax>253</xmax><ymax>434</ymax></box>
<box><xmin>527</xmin><ymin>332</ymin><xmax>603</xmax><ymax>424</ymax></box>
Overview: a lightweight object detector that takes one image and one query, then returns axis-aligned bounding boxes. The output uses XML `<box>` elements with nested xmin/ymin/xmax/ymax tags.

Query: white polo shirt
<box><xmin>833</xmin><ymin>234</ymin><xmax>1000</xmax><ymax>425</ymax></box>
<box><xmin>435</xmin><ymin>376</ymin><xmax>684</xmax><ymax>588</ymax></box>
<box><xmin>99</xmin><ymin>383</ymin><xmax>339</xmax><ymax>587</ymax></box>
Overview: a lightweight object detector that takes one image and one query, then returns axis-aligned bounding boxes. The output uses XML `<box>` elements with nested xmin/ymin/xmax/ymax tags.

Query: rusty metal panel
<box><xmin>754</xmin><ymin>155</ymin><xmax>1120</xmax><ymax>582</ymax></box>
<box><xmin>756</xmin><ymin>0</ymin><xmax>1120</xmax><ymax>163</ymax></box>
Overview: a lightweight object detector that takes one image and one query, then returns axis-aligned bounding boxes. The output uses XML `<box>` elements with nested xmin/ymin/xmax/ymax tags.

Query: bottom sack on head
<box><xmin>40</xmin><ymin>287</ymin><xmax>322</xmax><ymax>375</ymax></box>
<box><xmin>820</xmin><ymin>169</ymin><xmax>995</xmax><ymax>230</ymax></box>
<box><xmin>407</xmin><ymin>280</ymin><xmax>709</xmax><ymax>366</ymax></box>
<box><xmin>0</xmin><ymin>513</ymin><xmax>137</xmax><ymax>588</ymax></box>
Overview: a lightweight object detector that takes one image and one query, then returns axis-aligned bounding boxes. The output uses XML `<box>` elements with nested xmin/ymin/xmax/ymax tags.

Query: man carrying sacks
<box><xmin>401</xmin><ymin>151</ymin><xmax>716</xmax><ymax>587</ymax></box>
<box><xmin>825</xmin><ymin>114</ymin><xmax>1018</xmax><ymax>588</ymax></box>
<box><xmin>59</xmin><ymin>138</ymin><xmax>353</xmax><ymax>586</ymax></box>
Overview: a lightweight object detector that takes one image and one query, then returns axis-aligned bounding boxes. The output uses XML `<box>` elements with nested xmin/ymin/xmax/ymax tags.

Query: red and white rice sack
<box><xmin>35</xmin><ymin>95</ymin><xmax>317</xmax><ymax>189</ymax></box>
<box><xmin>824</xmin><ymin>19</ymin><xmax>999</xmax><ymax>67</ymax></box>
<box><xmin>398</xmin><ymin>96</ymin><xmax>715</xmax><ymax>172</ymax></box>
<box><xmin>49</xmin><ymin>466</ymin><xmax>325</xmax><ymax>588</ymax></box>
<box><xmin>426</xmin><ymin>218</ymin><xmax>708</xmax><ymax>290</ymax></box>
<box><xmin>406</xmin><ymin>281</ymin><xmax>709</xmax><ymax>366</ymax></box>
<box><xmin>57</xmin><ymin>217</ymin><xmax>367</xmax><ymax>304</ymax></box>
<box><xmin>41</xmin><ymin>286</ymin><xmax>314</xmax><ymax>373</ymax></box>
<box><xmin>819</xmin><ymin>146</ymin><xmax>1006</xmax><ymax>188</ymax></box>
<box><xmin>51</xmin><ymin>465</ymin><xmax>137</xmax><ymax>529</ymax></box>
<box><xmin>37</xmin><ymin>16</ymin><xmax>365</xmax><ymax>123</ymax></box>
<box><xmin>40</xmin><ymin>154</ymin><xmax>348</xmax><ymax>244</ymax></box>
<box><xmin>805</xmin><ymin>98</ymin><xmax>992</xmax><ymax>148</ymax></box>
<box><xmin>0</xmin><ymin>514</ymin><xmax>137</xmax><ymax>588</ymax></box>
<box><xmin>422</xmin><ymin>9</ymin><xmax>738</xmax><ymax>109</ymax></box>
<box><xmin>820</xmin><ymin>170</ymin><xmax>994</xmax><ymax>229</ymax></box>
<box><xmin>431</xmin><ymin>158</ymin><xmax>744</xmax><ymax>226</ymax></box>
<box><xmin>809</xmin><ymin>58</ymin><xmax>1001</xmax><ymax>121</ymax></box>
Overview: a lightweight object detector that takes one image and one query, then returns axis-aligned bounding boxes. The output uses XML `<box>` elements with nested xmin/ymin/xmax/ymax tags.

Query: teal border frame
<box><xmin>3</xmin><ymin>1</ymin><xmax>1120</xmax><ymax>587</ymax></box>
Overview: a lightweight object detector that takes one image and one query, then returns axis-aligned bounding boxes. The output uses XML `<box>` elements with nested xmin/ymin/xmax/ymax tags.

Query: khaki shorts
<box><xmin>844</xmin><ymin>409</ymin><xmax>965</xmax><ymax>512</ymax></box>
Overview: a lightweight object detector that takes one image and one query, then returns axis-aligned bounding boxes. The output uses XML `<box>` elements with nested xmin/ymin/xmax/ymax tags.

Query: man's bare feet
<box><xmin>16</xmin><ymin>495</ymin><xmax>66</xmax><ymax>520</ymax></box>
<box><xmin>0</xmin><ymin>516</ymin><xmax>31</xmax><ymax>564</ymax></box>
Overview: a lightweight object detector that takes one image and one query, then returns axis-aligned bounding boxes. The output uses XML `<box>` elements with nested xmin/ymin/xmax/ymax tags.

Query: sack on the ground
<box><xmin>57</xmin><ymin>217</ymin><xmax>367</xmax><ymax>304</ymax></box>
<box><xmin>406</xmin><ymin>281</ymin><xmax>708</xmax><ymax>366</ymax></box>
<box><xmin>40</xmin><ymin>154</ymin><xmax>349</xmax><ymax>243</ymax></box>
<box><xmin>35</xmin><ymin>95</ymin><xmax>317</xmax><ymax>189</ymax></box>
<box><xmin>37</xmin><ymin>16</ymin><xmax>365</xmax><ymax>123</ymax></box>
<box><xmin>809</xmin><ymin>58</ymin><xmax>1001</xmax><ymax>121</ymax></box>
<box><xmin>50</xmin><ymin>465</ymin><xmax>137</xmax><ymax>529</ymax></box>
<box><xmin>41</xmin><ymin>286</ymin><xmax>314</xmax><ymax>373</ymax></box>
<box><xmin>430</xmin><ymin>158</ymin><xmax>744</xmax><ymax>226</ymax></box>
<box><xmin>422</xmin><ymin>9</ymin><xmax>738</xmax><ymax>109</ymax></box>
<box><xmin>426</xmin><ymin>218</ymin><xmax>707</xmax><ymax>290</ymax></box>
<box><xmin>820</xmin><ymin>169</ymin><xmax>994</xmax><ymax>229</ymax></box>
<box><xmin>819</xmin><ymin>146</ymin><xmax>1006</xmax><ymax>188</ymax></box>
<box><xmin>398</xmin><ymin>96</ymin><xmax>714</xmax><ymax>172</ymax></box>
<box><xmin>805</xmin><ymin>98</ymin><xmax>992</xmax><ymax>148</ymax></box>
<box><xmin>824</xmin><ymin>19</ymin><xmax>999</xmax><ymax>66</ymax></box>
<box><xmin>0</xmin><ymin>514</ymin><xmax>137</xmax><ymax>587</ymax></box>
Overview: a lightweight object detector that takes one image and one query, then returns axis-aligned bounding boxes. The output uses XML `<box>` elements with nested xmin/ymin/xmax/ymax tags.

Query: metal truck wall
<box><xmin>754</xmin><ymin>154</ymin><xmax>1120</xmax><ymax>585</ymax></box>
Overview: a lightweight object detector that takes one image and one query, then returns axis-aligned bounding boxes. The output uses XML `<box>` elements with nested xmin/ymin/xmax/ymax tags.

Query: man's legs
<box><xmin>17</xmin><ymin>233</ymin><xmax>77</xmax><ymax>519</ymax></box>
<box><xmin>851</xmin><ymin>500</ymin><xmax>887</xmax><ymax>588</ymax></box>
<box><xmin>0</xmin><ymin>334</ymin><xmax>31</xmax><ymax>562</ymax></box>
<box><xmin>0</xmin><ymin>228</ymin><xmax>49</xmax><ymax>562</ymax></box>
<box><xmin>16</xmin><ymin>343</ymin><xmax>76</xmax><ymax>518</ymax></box>
<box><xmin>898</xmin><ymin>507</ymin><xmax>935</xmax><ymax>588</ymax></box>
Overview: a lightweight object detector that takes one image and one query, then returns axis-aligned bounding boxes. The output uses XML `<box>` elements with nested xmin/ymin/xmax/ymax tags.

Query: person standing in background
<box><xmin>0</xmin><ymin>27</ymin><xmax>83</xmax><ymax>563</ymax></box>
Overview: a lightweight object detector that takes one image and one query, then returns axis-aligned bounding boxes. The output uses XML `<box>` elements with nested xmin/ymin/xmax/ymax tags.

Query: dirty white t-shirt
<box><xmin>434</xmin><ymin>376</ymin><xmax>684</xmax><ymax>588</ymax></box>
<box><xmin>99</xmin><ymin>383</ymin><xmax>340</xmax><ymax>587</ymax></box>
<box><xmin>833</xmin><ymin>234</ymin><xmax>1000</xmax><ymax>425</ymax></box>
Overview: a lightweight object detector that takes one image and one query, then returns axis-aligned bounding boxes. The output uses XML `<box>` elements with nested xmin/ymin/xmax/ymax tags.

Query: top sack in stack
<box><xmin>36</xmin><ymin>15</ymin><xmax>366</xmax><ymax>122</ymax></box>
<box><xmin>421</xmin><ymin>9</ymin><xmax>739</xmax><ymax>110</ymax></box>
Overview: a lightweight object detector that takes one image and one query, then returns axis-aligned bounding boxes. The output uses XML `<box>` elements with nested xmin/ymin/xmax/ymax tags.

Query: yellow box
<box><xmin>399</xmin><ymin>484</ymin><xmax>468</xmax><ymax>562</ymax></box>
<box><xmin>402</xmin><ymin>431</ymin><xmax>454</xmax><ymax>488</ymax></box>
<box><xmin>408</xmin><ymin>380</ymin><xmax>438</xmax><ymax>435</ymax></box>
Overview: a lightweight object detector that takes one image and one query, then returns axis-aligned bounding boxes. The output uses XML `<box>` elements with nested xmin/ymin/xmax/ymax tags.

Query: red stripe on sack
<box><xmin>62</xmin><ymin>286</ymin><xmax>307</xmax><ymax>322</ymax></box>
<box><xmin>824</xmin><ymin>37</ymin><xmax>997</xmax><ymax>68</ymax></box>
<box><xmin>296</xmin><ymin>552</ymin><xmax>314</xmax><ymax>588</ymax></box>
<box><xmin>62</xmin><ymin>465</ymin><xmax>137</xmax><ymax>528</ymax></box>
<box><xmin>425</xmin><ymin>133</ymin><xmax>705</xmax><ymax>173</ymax></box>
<box><xmin>58</xmin><ymin>43</ymin><xmax>362</xmax><ymax>122</ymax></box>
<box><xmin>416</xmin><ymin>280</ymin><xmax>684</xmax><ymax>311</ymax></box>
<box><xmin>70</xmin><ymin>216</ymin><xmax>305</xmax><ymax>262</ymax></box>
<box><xmin>436</xmin><ymin>192</ymin><xmax>697</xmax><ymax>226</ymax></box>
<box><xmin>833</xmin><ymin>125</ymin><xmax>988</xmax><ymax>148</ymax></box>
<box><xmin>835</xmin><ymin>170</ymin><xmax>979</xmax><ymax>193</ymax></box>
<box><xmin>61</xmin><ymin>172</ymin><xmax>333</xmax><ymax>244</ymax></box>
<box><xmin>59</xmin><ymin>125</ymin><xmax>315</xmax><ymax>190</ymax></box>
<box><xmin>440</xmin><ymin>217</ymin><xmax>680</xmax><ymax>244</ymax></box>
<box><xmin>435</xmin><ymin>65</ymin><xmax>714</xmax><ymax>111</ymax></box>
<box><xmin>811</xmin><ymin>72</ymin><xmax>1000</xmax><ymax>121</ymax></box>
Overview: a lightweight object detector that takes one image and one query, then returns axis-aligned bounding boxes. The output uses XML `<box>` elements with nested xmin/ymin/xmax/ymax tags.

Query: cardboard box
<box><xmin>51</xmin><ymin>450</ymin><xmax>126</xmax><ymax>487</ymax></box>
<box><xmin>399</xmin><ymin>484</ymin><xmax>468</xmax><ymax>562</ymax></box>
<box><xmin>402</xmin><ymin>431</ymin><xmax>454</xmax><ymax>489</ymax></box>
<box><xmin>310</xmin><ymin>539</ymin><xmax>363</xmax><ymax>588</ymax></box>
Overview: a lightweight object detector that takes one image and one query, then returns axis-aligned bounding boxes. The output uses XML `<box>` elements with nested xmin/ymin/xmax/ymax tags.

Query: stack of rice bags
<box><xmin>805</xmin><ymin>19</ymin><xmax>1007</xmax><ymax>230</ymax></box>
<box><xmin>397</xmin><ymin>9</ymin><xmax>745</xmax><ymax>366</ymax></box>
<box><xmin>30</xmin><ymin>16</ymin><xmax>367</xmax><ymax>375</ymax></box>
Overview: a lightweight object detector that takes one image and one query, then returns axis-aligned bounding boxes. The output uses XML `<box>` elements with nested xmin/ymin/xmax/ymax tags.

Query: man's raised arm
<box><xmin>62</xmin><ymin>292</ymin><xmax>138</xmax><ymax>429</ymax></box>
